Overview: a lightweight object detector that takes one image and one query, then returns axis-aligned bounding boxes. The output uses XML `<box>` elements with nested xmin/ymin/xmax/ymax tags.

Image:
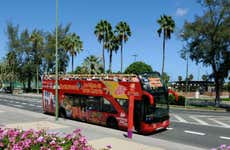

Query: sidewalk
<box><xmin>0</xmin><ymin>105</ymin><xmax>205</xmax><ymax>150</ymax></box>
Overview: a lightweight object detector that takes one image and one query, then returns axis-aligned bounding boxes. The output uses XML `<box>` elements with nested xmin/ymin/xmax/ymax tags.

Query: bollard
<box><xmin>127</xmin><ymin>83</ymin><xmax>135</xmax><ymax>139</ymax></box>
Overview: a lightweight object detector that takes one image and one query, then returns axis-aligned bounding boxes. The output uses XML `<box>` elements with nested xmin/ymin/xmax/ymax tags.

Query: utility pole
<box><xmin>55</xmin><ymin>0</ymin><xmax>59</xmax><ymax>120</ymax></box>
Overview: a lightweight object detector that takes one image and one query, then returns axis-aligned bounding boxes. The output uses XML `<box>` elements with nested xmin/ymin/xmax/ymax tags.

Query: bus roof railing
<box><xmin>43</xmin><ymin>74</ymin><xmax>139</xmax><ymax>82</ymax></box>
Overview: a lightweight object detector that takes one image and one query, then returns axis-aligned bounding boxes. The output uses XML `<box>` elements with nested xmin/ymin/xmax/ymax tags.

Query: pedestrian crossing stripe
<box><xmin>0</xmin><ymin>110</ymin><xmax>5</xmax><ymax>113</ymax></box>
<box><xmin>170</xmin><ymin>114</ymin><xmax>230</xmax><ymax>128</ymax></box>
<box><xmin>208</xmin><ymin>118</ymin><xmax>230</xmax><ymax>128</ymax></box>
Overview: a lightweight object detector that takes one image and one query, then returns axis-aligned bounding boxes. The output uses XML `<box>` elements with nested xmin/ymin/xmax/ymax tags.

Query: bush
<box><xmin>213</xmin><ymin>144</ymin><xmax>230</xmax><ymax>150</ymax></box>
<box><xmin>177</xmin><ymin>95</ymin><xmax>185</xmax><ymax>106</ymax></box>
<box><xmin>168</xmin><ymin>95</ymin><xmax>185</xmax><ymax>106</ymax></box>
<box><xmin>0</xmin><ymin>128</ymin><xmax>93</xmax><ymax>150</ymax></box>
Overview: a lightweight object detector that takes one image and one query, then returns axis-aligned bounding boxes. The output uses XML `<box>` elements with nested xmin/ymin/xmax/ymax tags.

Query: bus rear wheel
<box><xmin>106</xmin><ymin>117</ymin><xmax>118</xmax><ymax>129</ymax></box>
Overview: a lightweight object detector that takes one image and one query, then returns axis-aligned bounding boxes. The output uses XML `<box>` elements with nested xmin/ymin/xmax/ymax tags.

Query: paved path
<box><xmin>0</xmin><ymin>105</ymin><xmax>203</xmax><ymax>150</ymax></box>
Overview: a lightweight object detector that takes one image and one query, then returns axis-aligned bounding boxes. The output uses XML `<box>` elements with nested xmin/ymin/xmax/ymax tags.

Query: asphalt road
<box><xmin>0</xmin><ymin>93</ymin><xmax>229</xmax><ymax>149</ymax></box>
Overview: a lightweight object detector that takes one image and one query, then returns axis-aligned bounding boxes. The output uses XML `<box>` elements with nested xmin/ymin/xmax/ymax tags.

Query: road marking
<box><xmin>36</xmin><ymin>105</ymin><xmax>42</xmax><ymax>108</ymax></box>
<box><xmin>209</xmin><ymin>118</ymin><xmax>230</xmax><ymax>128</ymax></box>
<box><xmin>190</xmin><ymin>116</ymin><xmax>209</xmax><ymax>125</ymax></box>
<box><xmin>184</xmin><ymin>130</ymin><xmax>206</xmax><ymax>136</ymax></box>
<box><xmin>220</xmin><ymin>136</ymin><xmax>230</xmax><ymax>140</ymax></box>
<box><xmin>172</xmin><ymin>114</ymin><xmax>188</xmax><ymax>123</ymax></box>
<box><xmin>28</xmin><ymin>104</ymin><xmax>36</xmax><ymax>106</ymax></box>
<box><xmin>0</xmin><ymin>110</ymin><xmax>5</xmax><ymax>113</ymax></box>
<box><xmin>166</xmin><ymin>127</ymin><xmax>173</xmax><ymax>130</ymax></box>
<box><xmin>12</xmin><ymin>104</ymin><xmax>24</xmax><ymax>108</ymax></box>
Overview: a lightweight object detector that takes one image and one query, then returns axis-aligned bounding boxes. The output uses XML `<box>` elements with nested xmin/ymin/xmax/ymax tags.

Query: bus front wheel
<box><xmin>106</xmin><ymin>117</ymin><xmax>118</xmax><ymax>129</ymax></box>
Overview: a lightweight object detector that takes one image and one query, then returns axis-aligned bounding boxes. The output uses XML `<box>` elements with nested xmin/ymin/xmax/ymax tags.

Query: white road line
<box><xmin>184</xmin><ymin>130</ymin><xmax>206</xmax><ymax>136</ymax></box>
<box><xmin>0</xmin><ymin>110</ymin><xmax>5</xmax><ymax>113</ymax></box>
<box><xmin>166</xmin><ymin>127</ymin><xmax>173</xmax><ymax>130</ymax></box>
<box><xmin>220</xmin><ymin>136</ymin><xmax>230</xmax><ymax>140</ymax></box>
<box><xmin>12</xmin><ymin>104</ymin><xmax>24</xmax><ymax>108</ymax></box>
<box><xmin>28</xmin><ymin>104</ymin><xmax>36</xmax><ymax>106</ymax></box>
<box><xmin>209</xmin><ymin>118</ymin><xmax>230</xmax><ymax>128</ymax></box>
<box><xmin>36</xmin><ymin>105</ymin><xmax>42</xmax><ymax>108</ymax></box>
<box><xmin>172</xmin><ymin>114</ymin><xmax>188</xmax><ymax>123</ymax></box>
<box><xmin>190</xmin><ymin>116</ymin><xmax>209</xmax><ymax>125</ymax></box>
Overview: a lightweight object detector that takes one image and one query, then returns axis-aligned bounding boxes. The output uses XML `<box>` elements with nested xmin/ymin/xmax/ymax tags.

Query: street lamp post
<box><xmin>132</xmin><ymin>54</ymin><xmax>138</xmax><ymax>62</ymax></box>
<box><xmin>185</xmin><ymin>53</ymin><xmax>189</xmax><ymax>107</ymax></box>
<box><xmin>55</xmin><ymin>0</ymin><xmax>59</xmax><ymax>120</ymax></box>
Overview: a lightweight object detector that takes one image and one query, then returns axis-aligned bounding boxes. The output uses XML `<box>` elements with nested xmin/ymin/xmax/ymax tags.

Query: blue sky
<box><xmin>0</xmin><ymin>0</ymin><xmax>211</xmax><ymax>81</ymax></box>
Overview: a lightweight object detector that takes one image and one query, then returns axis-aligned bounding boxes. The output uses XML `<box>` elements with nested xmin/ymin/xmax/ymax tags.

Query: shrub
<box><xmin>168</xmin><ymin>94</ymin><xmax>176</xmax><ymax>105</ymax></box>
<box><xmin>168</xmin><ymin>95</ymin><xmax>185</xmax><ymax>106</ymax></box>
<box><xmin>177</xmin><ymin>95</ymin><xmax>185</xmax><ymax>106</ymax></box>
<box><xmin>0</xmin><ymin>128</ymin><xmax>93</xmax><ymax>150</ymax></box>
<box><xmin>212</xmin><ymin>144</ymin><xmax>230</xmax><ymax>150</ymax></box>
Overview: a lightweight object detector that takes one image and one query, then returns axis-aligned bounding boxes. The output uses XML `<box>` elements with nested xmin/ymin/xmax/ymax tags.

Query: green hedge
<box><xmin>168</xmin><ymin>94</ymin><xmax>185</xmax><ymax>106</ymax></box>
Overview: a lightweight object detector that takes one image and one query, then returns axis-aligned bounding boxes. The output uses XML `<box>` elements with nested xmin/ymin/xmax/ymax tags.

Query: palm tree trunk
<box><xmin>120</xmin><ymin>39</ymin><xmax>123</xmax><ymax>73</ymax></box>
<box><xmin>72</xmin><ymin>54</ymin><xmax>74</xmax><ymax>73</ymax></box>
<box><xmin>109</xmin><ymin>50</ymin><xmax>113</xmax><ymax>73</ymax></box>
<box><xmin>36</xmin><ymin>64</ymin><xmax>39</xmax><ymax>94</ymax></box>
<box><xmin>162</xmin><ymin>30</ymin><xmax>166</xmax><ymax>75</ymax></box>
<box><xmin>102</xmin><ymin>40</ymin><xmax>105</xmax><ymax>73</ymax></box>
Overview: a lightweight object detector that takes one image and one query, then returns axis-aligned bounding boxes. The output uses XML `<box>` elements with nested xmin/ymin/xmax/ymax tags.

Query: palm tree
<box><xmin>157</xmin><ymin>15</ymin><xmax>175</xmax><ymax>75</ymax></box>
<box><xmin>62</xmin><ymin>33</ymin><xmax>83</xmax><ymax>72</ymax></box>
<box><xmin>82</xmin><ymin>55</ymin><xmax>103</xmax><ymax>74</ymax></box>
<box><xmin>115</xmin><ymin>21</ymin><xmax>131</xmax><ymax>73</ymax></box>
<box><xmin>105</xmin><ymin>32</ymin><xmax>119</xmax><ymax>73</ymax></box>
<box><xmin>178</xmin><ymin>75</ymin><xmax>183</xmax><ymax>81</ymax></box>
<box><xmin>94</xmin><ymin>20</ymin><xmax>112</xmax><ymax>73</ymax></box>
<box><xmin>30</xmin><ymin>30</ymin><xmax>44</xmax><ymax>94</ymax></box>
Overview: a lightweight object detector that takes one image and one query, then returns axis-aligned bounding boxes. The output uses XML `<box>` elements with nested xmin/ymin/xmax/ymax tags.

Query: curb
<box><xmin>170</xmin><ymin>105</ymin><xmax>228</xmax><ymax>112</ymax></box>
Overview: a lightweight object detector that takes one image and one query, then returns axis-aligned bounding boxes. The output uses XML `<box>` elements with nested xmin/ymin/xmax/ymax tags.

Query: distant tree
<box><xmin>115</xmin><ymin>21</ymin><xmax>131</xmax><ymax>73</ymax></box>
<box><xmin>180</xmin><ymin>0</ymin><xmax>230</xmax><ymax>105</ymax></box>
<box><xmin>30</xmin><ymin>29</ymin><xmax>44</xmax><ymax>94</ymax></box>
<box><xmin>62</xmin><ymin>33</ymin><xmax>83</xmax><ymax>72</ymax></box>
<box><xmin>157</xmin><ymin>15</ymin><xmax>175</xmax><ymax>75</ymax></box>
<box><xmin>202</xmin><ymin>74</ymin><xmax>208</xmax><ymax>81</ymax></box>
<box><xmin>18</xmin><ymin>29</ymin><xmax>34</xmax><ymax>90</ymax></box>
<box><xmin>4</xmin><ymin>22</ymin><xmax>21</xmax><ymax>91</ymax></box>
<box><xmin>82</xmin><ymin>55</ymin><xmax>103</xmax><ymax>74</ymax></box>
<box><xmin>44</xmin><ymin>24</ymin><xmax>71</xmax><ymax>74</ymax></box>
<box><xmin>94</xmin><ymin>20</ymin><xmax>112</xmax><ymax>73</ymax></box>
<box><xmin>105</xmin><ymin>32</ymin><xmax>119</xmax><ymax>73</ymax></box>
<box><xmin>124</xmin><ymin>61</ymin><xmax>153</xmax><ymax>74</ymax></box>
<box><xmin>188</xmin><ymin>74</ymin><xmax>194</xmax><ymax>81</ymax></box>
<box><xmin>178</xmin><ymin>75</ymin><xmax>183</xmax><ymax>81</ymax></box>
<box><xmin>162</xmin><ymin>72</ymin><xmax>170</xmax><ymax>85</ymax></box>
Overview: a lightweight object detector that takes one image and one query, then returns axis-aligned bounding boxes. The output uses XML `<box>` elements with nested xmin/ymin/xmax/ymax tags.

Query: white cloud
<box><xmin>176</xmin><ymin>8</ymin><xmax>188</xmax><ymax>17</ymax></box>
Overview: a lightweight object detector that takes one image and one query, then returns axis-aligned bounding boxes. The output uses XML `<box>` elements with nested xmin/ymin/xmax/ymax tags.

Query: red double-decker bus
<box><xmin>42</xmin><ymin>72</ymin><xmax>177</xmax><ymax>134</ymax></box>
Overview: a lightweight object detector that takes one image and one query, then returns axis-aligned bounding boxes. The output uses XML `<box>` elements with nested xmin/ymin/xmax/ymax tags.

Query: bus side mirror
<box><xmin>168</xmin><ymin>89</ymin><xmax>178</xmax><ymax>101</ymax></box>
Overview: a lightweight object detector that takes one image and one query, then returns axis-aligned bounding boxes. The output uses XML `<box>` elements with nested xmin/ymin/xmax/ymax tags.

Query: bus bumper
<box><xmin>140</xmin><ymin>119</ymin><xmax>170</xmax><ymax>134</ymax></box>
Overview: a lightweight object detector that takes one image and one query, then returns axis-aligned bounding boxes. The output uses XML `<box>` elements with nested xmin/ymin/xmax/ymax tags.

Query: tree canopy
<box><xmin>124</xmin><ymin>61</ymin><xmax>153</xmax><ymax>74</ymax></box>
<box><xmin>180</xmin><ymin>0</ymin><xmax>230</xmax><ymax>104</ymax></box>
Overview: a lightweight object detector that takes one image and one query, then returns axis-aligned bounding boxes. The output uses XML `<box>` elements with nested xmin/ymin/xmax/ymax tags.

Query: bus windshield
<box><xmin>139</xmin><ymin>72</ymin><xmax>169</xmax><ymax>123</ymax></box>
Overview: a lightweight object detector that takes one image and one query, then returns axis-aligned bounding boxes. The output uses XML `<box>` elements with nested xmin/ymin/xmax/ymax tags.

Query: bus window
<box><xmin>86</xmin><ymin>96</ymin><xmax>100</xmax><ymax>111</ymax></box>
<box><xmin>116</xmin><ymin>99</ymin><xmax>128</xmax><ymax>113</ymax></box>
<box><xmin>102</xmin><ymin>98</ymin><xmax>117</xmax><ymax>114</ymax></box>
<box><xmin>64</xmin><ymin>94</ymin><xmax>80</xmax><ymax>107</ymax></box>
<box><xmin>73</xmin><ymin>95</ymin><xmax>81</xmax><ymax>107</ymax></box>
